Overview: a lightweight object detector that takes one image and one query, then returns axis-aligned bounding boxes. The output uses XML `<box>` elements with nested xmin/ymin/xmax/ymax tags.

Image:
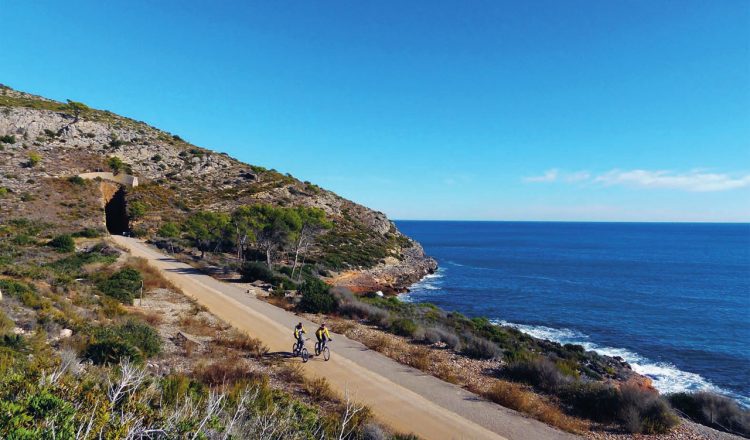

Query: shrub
<box><xmin>422</xmin><ymin>327</ymin><xmax>460</xmax><ymax>348</ymax></box>
<box><xmin>618</xmin><ymin>384</ymin><xmax>678</xmax><ymax>434</ymax></box>
<box><xmin>339</xmin><ymin>300</ymin><xmax>389</xmax><ymax>324</ymax></box>
<box><xmin>216</xmin><ymin>330</ymin><xmax>269</xmax><ymax>359</ymax></box>
<box><xmin>0</xmin><ymin>134</ymin><xmax>16</xmax><ymax>144</ymax></box>
<box><xmin>117</xmin><ymin>320</ymin><xmax>161</xmax><ymax>357</ymax></box>
<box><xmin>390</xmin><ymin>318</ymin><xmax>418</xmax><ymax>337</ymax></box>
<box><xmin>71</xmin><ymin>227</ymin><xmax>103</xmax><ymax>238</ymax></box>
<box><xmin>460</xmin><ymin>335</ymin><xmax>499</xmax><ymax>359</ymax></box>
<box><xmin>85</xmin><ymin>320</ymin><xmax>161</xmax><ymax>364</ymax></box>
<box><xmin>505</xmin><ymin>357</ymin><xmax>572</xmax><ymax>392</ymax></box>
<box><xmin>668</xmin><ymin>391</ymin><xmax>750</xmax><ymax>436</ymax></box>
<box><xmin>128</xmin><ymin>201</ymin><xmax>147</xmax><ymax>219</ymax></box>
<box><xmin>67</xmin><ymin>175</ymin><xmax>86</xmax><ymax>185</ymax></box>
<box><xmin>297</xmin><ymin>278</ymin><xmax>337</xmax><ymax>314</ymax></box>
<box><xmin>0</xmin><ymin>187</ymin><xmax>7</xmax><ymax>198</ymax></box>
<box><xmin>240</xmin><ymin>261</ymin><xmax>274</xmax><ymax>283</ymax></box>
<box><xmin>84</xmin><ymin>339</ymin><xmax>142</xmax><ymax>365</ymax></box>
<box><xmin>193</xmin><ymin>358</ymin><xmax>266</xmax><ymax>386</ymax></box>
<box><xmin>108</xmin><ymin>156</ymin><xmax>124</xmax><ymax>173</ymax></box>
<box><xmin>27</xmin><ymin>152</ymin><xmax>41</xmax><ymax>167</ymax></box>
<box><xmin>47</xmin><ymin>234</ymin><xmax>75</xmax><ymax>252</ymax></box>
<box><xmin>303</xmin><ymin>377</ymin><xmax>338</xmax><ymax>403</ymax></box>
<box><xmin>97</xmin><ymin>268</ymin><xmax>142</xmax><ymax>304</ymax></box>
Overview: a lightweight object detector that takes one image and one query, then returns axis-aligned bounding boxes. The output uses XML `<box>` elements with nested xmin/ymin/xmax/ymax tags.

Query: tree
<box><xmin>230</xmin><ymin>206</ymin><xmax>256</xmax><ymax>261</ymax></box>
<box><xmin>64</xmin><ymin>99</ymin><xmax>89</xmax><ymax>123</ymax></box>
<box><xmin>184</xmin><ymin>211</ymin><xmax>229</xmax><ymax>258</ymax></box>
<box><xmin>108</xmin><ymin>157</ymin><xmax>124</xmax><ymax>174</ymax></box>
<box><xmin>290</xmin><ymin>207</ymin><xmax>331</xmax><ymax>280</ymax></box>
<box><xmin>247</xmin><ymin>205</ymin><xmax>302</xmax><ymax>268</ymax></box>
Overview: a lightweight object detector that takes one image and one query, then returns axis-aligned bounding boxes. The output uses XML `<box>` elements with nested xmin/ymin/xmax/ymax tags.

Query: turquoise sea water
<box><xmin>396</xmin><ymin>221</ymin><xmax>750</xmax><ymax>406</ymax></box>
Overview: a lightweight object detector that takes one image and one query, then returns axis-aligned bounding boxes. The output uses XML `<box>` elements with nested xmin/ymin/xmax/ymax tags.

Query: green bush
<box><xmin>390</xmin><ymin>318</ymin><xmax>418</xmax><ymax>337</ymax></box>
<box><xmin>668</xmin><ymin>391</ymin><xmax>750</xmax><ymax>436</ymax></box>
<box><xmin>0</xmin><ymin>187</ymin><xmax>8</xmax><ymax>198</ymax></box>
<box><xmin>297</xmin><ymin>279</ymin><xmax>337</xmax><ymax>313</ymax></box>
<box><xmin>47</xmin><ymin>234</ymin><xmax>75</xmax><ymax>252</ymax></box>
<box><xmin>0</xmin><ymin>134</ymin><xmax>16</xmax><ymax>144</ymax></box>
<box><xmin>71</xmin><ymin>227</ymin><xmax>103</xmax><ymax>238</ymax></box>
<box><xmin>505</xmin><ymin>357</ymin><xmax>572</xmax><ymax>392</ymax></box>
<box><xmin>85</xmin><ymin>320</ymin><xmax>161</xmax><ymax>365</ymax></box>
<box><xmin>27</xmin><ymin>152</ymin><xmax>41</xmax><ymax>167</ymax></box>
<box><xmin>85</xmin><ymin>339</ymin><xmax>142</xmax><ymax>365</ymax></box>
<box><xmin>0</xmin><ymin>280</ymin><xmax>43</xmax><ymax>309</ymax></box>
<box><xmin>108</xmin><ymin>156</ymin><xmax>124</xmax><ymax>173</ymax></box>
<box><xmin>67</xmin><ymin>175</ymin><xmax>86</xmax><ymax>185</ymax></box>
<box><xmin>128</xmin><ymin>201</ymin><xmax>147</xmax><ymax>219</ymax></box>
<box><xmin>561</xmin><ymin>382</ymin><xmax>677</xmax><ymax>433</ymax></box>
<box><xmin>561</xmin><ymin>381</ymin><xmax>621</xmax><ymax>422</ymax></box>
<box><xmin>240</xmin><ymin>261</ymin><xmax>274</xmax><ymax>283</ymax></box>
<box><xmin>97</xmin><ymin>268</ymin><xmax>142</xmax><ymax>304</ymax></box>
<box><xmin>460</xmin><ymin>334</ymin><xmax>500</xmax><ymax>359</ymax></box>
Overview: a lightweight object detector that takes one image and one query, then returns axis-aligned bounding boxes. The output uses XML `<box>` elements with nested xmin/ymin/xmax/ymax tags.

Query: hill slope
<box><xmin>0</xmin><ymin>85</ymin><xmax>436</xmax><ymax>291</ymax></box>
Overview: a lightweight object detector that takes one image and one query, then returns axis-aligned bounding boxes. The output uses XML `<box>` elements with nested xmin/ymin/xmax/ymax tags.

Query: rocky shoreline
<box><xmin>330</xmin><ymin>238</ymin><xmax>438</xmax><ymax>294</ymax></box>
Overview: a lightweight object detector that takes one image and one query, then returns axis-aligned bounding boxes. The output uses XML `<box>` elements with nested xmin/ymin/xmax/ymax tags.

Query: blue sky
<box><xmin>2</xmin><ymin>1</ymin><xmax>749</xmax><ymax>221</ymax></box>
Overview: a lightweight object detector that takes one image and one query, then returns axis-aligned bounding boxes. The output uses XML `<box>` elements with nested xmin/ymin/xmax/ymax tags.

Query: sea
<box><xmin>395</xmin><ymin>221</ymin><xmax>750</xmax><ymax>406</ymax></box>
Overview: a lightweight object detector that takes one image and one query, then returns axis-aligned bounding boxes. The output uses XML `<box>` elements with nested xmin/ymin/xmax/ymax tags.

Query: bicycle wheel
<box><xmin>301</xmin><ymin>348</ymin><xmax>309</xmax><ymax>363</ymax></box>
<box><xmin>314</xmin><ymin>342</ymin><xmax>320</xmax><ymax>356</ymax></box>
<box><xmin>323</xmin><ymin>346</ymin><xmax>330</xmax><ymax>361</ymax></box>
<box><xmin>292</xmin><ymin>343</ymin><xmax>298</xmax><ymax>356</ymax></box>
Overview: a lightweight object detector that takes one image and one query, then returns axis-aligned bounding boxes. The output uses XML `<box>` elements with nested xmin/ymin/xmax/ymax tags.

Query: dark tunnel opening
<box><xmin>105</xmin><ymin>187</ymin><xmax>130</xmax><ymax>235</ymax></box>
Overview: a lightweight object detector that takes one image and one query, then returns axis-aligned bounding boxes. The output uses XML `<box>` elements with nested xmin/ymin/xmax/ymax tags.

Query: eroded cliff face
<box><xmin>0</xmin><ymin>86</ymin><xmax>435</xmax><ymax>290</ymax></box>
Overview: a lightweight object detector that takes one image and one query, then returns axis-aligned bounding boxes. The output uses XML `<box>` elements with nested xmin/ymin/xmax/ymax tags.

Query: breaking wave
<box><xmin>494</xmin><ymin>320</ymin><xmax>749</xmax><ymax>407</ymax></box>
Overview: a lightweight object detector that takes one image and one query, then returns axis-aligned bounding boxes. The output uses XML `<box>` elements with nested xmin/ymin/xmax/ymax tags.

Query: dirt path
<box><xmin>113</xmin><ymin>236</ymin><xmax>579</xmax><ymax>440</ymax></box>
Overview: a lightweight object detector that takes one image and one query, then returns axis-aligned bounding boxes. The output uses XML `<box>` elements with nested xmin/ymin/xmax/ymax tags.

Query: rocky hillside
<box><xmin>0</xmin><ymin>85</ymin><xmax>436</xmax><ymax>291</ymax></box>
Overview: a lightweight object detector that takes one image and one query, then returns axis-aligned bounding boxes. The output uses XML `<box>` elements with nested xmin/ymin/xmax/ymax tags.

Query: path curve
<box><xmin>113</xmin><ymin>236</ymin><xmax>579</xmax><ymax>440</ymax></box>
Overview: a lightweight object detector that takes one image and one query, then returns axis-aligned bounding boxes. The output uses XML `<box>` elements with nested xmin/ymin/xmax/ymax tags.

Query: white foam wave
<box><xmin>494</xmin><ymin>320</ymin><xmax>749</xmax><ymax>406</ymax></box>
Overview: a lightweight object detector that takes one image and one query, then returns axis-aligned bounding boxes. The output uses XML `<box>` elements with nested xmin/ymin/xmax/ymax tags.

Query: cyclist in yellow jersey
<box><xmin>294</xmin><ymin>322</ymin><xmax>306</xmax><ymax>351</ymax></box>
<box><xmin>315</xmin><ymin>323</ymin><xmax>332</xmax><ymax>352</ymax></box>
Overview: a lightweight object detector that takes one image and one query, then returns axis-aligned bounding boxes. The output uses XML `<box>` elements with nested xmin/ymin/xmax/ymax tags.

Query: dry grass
<box><xmin>329</xmin><ymin>320</ymin><xmax>355</xmax><ymax>335</ymax></box>
<box><xmin>266</xmin><ymin>295</ymin><xmax>295</xmax><ymax>311</ymax></box>
<box><xmin>179</xmin><ymin>315</ymin><xmax>218</xmax><ymax>337</ymax></box>
<box><xmin>216</xmin><ymin>330</ymin><xmax>269</xmax><ymax>359</ymax></box>
<box><xmin>475</xmin><ymin>380</ymin><xmax>588</xmax><ymax>434</ymax></box>
<box><xmin>276</xmin><ymin>362</ymin><xmax>306</xmax><ymax>384</ymax></box>
<box><xmin>303</xmin><ymin>377</ymin><xmax>339</xmax><ymax>403</ymax></box>
<box><xmin>435</xmin><ymin>363</ymin><xmax>462</xmax><ymax>385</ymax></box>
<box><xmin>405</xmin><ymin>346</ymin><xmax>434</xmax><ymax>371</ymax></box>
<box><xmin>128</xmin><ymin>309</ymin><xmax>163</xmax><ymax>326</ymax></box>
<box><xmin>363</xmin><ymin>333</ymin><xmax>392</xmax><ymax>353</ymax></box>
<box><xmin>126</xmin><ymin>257</ymin><xmax>180</xmax><ymax>291</ymax></box>
<box><xmin>193</xmin><ymin>356</ymin><xmax>266</xmax><ymax>386</ymax></box>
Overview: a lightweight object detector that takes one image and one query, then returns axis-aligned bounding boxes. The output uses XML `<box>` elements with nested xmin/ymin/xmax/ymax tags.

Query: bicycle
<box><xmin>292</xmin><ymin>338</ymin><xmax>310</xmax><ymax>363</ymax></box>
<box><xmin>314</xmin><ymin>339</ymin><xmax>331</xmax><ymax>361</ymax></box>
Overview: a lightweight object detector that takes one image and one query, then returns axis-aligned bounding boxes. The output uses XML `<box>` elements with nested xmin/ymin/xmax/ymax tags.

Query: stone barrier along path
<box><xmin>112</xmin><ymin>236</ymin><xmax>580</xmax><ymax>440</ymax></box>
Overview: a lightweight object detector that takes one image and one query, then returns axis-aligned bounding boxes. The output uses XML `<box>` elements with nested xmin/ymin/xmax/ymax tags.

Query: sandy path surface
<box><xmin>113</xmin><ymin>236</ymin><xmax>578</xmax><ymax>440</ymax></box>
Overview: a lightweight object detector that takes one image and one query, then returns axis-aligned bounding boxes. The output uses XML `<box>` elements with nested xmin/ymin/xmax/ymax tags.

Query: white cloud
<box><xmin>523</xmin><ymin>169</ymin><xmax>559</xmax><ymax>182</ymax></box>
<box><xmin>594</xmin><ymin>169</ymin><xmax>750</xmax><ymax>192</ymax></box>
<box><xmin>564</xmin><ymin>171</ymin><xmax>591</xmax><ymax>182</ymax></box>
<box><xmin>523</xmin><ymin>168</ymin><xmax>750</xmax><ymax>192</ymax></box>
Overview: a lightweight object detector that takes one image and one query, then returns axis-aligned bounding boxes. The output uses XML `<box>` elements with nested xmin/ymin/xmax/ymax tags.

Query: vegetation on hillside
<box><xmin>0</xmin><ymin>218</ymin><xmax>410</xmax><ymax>439</ymax></box>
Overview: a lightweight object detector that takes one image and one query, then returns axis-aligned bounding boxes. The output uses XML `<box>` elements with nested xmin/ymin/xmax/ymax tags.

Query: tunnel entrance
<box><xmin>105</xmin><ymin>187</ymin><xmax>130</xmax><ymax>235</ymax></box>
